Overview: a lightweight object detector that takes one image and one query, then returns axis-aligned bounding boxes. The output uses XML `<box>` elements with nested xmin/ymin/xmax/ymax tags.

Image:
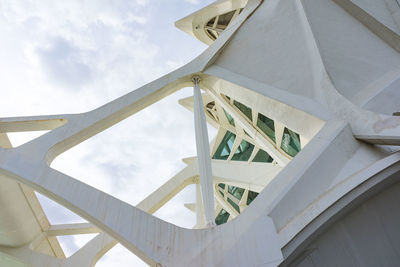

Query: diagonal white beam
<box><xmin>184</xmin><ymin>203</ymin><xmax>196</xmax><ymax>213</ymax></box>
<box><xmin>136</xmin><ymin>165</ymin><xmax>197</xmax><ymax>214</ymax></box>
<box><xmin>0</xmin><ymin>233</ymin><xmax>116</xmax><ymax>267</ymax></box>
<box><xmin>333</xmin><ymin>0</ymin><xmax>400</xmax><ymax>53</ymax></box>
<box><xmin>195</xmin><ymin>183</ymin><xmax>206</xmax><ymax>228</ymax></box>
<box><xmin>239</xmin><ymin>189</ymin><xmax>249</xmax><ymax>212</ymax></box>
<box><xmin>193</xmin><ymin>76</ymin><xmax>215</xmax><ymax>226</ymax></box>
<box><xmin>47</xmin><ymin>223</ymin><xmax>100</xmax><ymax>236</ymax></box>
<box><xmin>227</xmin><ymin>136</ymin><xmax>241</xmax><ymax>161</ymax></box>
<box><xmin>274</xmin><ymin>121</ymin><xmax>285</xmax><ymax>151</ymax></box>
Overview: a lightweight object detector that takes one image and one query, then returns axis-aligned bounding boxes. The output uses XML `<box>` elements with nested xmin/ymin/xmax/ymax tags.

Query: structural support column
<box><xmin>192</xmin><ymin>76</ymin><xmax>215</xmax><ymax>226</ymax></box>
<box><xmin>195</xmin><ymin>183</ymin><xmax>206</xmax><ymax>228</ymax></box>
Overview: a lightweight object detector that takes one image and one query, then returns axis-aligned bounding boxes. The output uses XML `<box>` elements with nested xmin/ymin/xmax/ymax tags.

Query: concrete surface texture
<box><xmin>0</xmin><ymin>0</ymin><xmax>400</xmax><ymax>266</ymax></box>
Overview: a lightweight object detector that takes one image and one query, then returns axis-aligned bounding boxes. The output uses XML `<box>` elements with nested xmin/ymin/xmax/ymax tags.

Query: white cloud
<box><xmin>184</xmin><ymin>0</ymin><xmax>202</xmax><ymax>4</ymax></box>
<box><xmin>0</xmin><ymin>0</ymin><xmax>216</xmax><ymax>266</ymax></box>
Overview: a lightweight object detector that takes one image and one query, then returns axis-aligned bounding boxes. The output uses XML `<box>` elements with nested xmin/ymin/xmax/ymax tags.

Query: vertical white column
<box><xmin>195</xmin><ymin>183</ymin><xmax>205</xmax><ymax>228</ymax></box>
<box><xmin>192</xmin><ymin>76</ymin><xmax>215</xmax><ymax>227</ymax></box>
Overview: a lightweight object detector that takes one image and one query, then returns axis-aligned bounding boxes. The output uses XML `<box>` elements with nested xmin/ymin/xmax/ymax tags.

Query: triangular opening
<box><xmin>35</xmin><ymin>192</ymin><xmax>87</xmax><ymax>224</ymax></box>
<box><xmin>7</xmin><ymin>130</ymin><xmax>50</xmax><ymax>148</ymax></box>
<box><xmin>97</xmin><ymin>243</ymin><xmax>147</xmax><ymax>267</ymax></box>
<box><xmin>153</xmin><ymin>184</ymin><xmax>196</xmax><ymax>228</ymax></box>
<box><xmin>57</xmin><ymin>234</ymin><xmax>97</xmax><ymax>257</ymax></box>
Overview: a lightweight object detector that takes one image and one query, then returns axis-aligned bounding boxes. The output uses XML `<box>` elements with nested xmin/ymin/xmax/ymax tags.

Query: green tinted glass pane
<box><xmin>246</xmin><ymin>191</ymin><xmax>259</xmax><ymax>205</ymax></box>
<box><xmin>232</xmin><ymin>139</ymin><xmax>255</xmax><ymax>161</ymax></box>
<box><xmin>215</xmin><ymin>209</ymin><xmax>230</xmax><ymax>225</ymax></box>
<box><xmin>227</xmin><ymin>197</ymin><xmax>240</xmax><ymax>213</ymax></box>
<box><xmin>233</xmin><ymin>100</ymin><xmax>252</xmax><ymax>121</ymax></box>
<box><xmin>228</xmin><ymin>186</ymin><xmax>245</xmax><ymax>200</ymax></box>
<box><xmin>218</xmin><ymin>189</ymin><xmax>224</xmax><ymax>197</ymax></box>
<box><xmin>252</xmin><ymin>149</ymin><xmax>273</xmax><ymax>163</ymax></box>
<box><xmin>218</xmin><ymin>183</ymin><xmax>225</xmax><ymax>189</ymax></box>
<box><xmin>212</xmin><ymin>131</ymin><xmax>236</xmax><ymax>160</ymax></box>
<box><xmin>256</xmin><ymin>113</ymin><xmax>275</xmax><ymax>142</ymax></box>
<box><xmin>281</xmin><ymin>127</ymin><xmax>301</xmax><ymax>157</ymax></box>
<box><xmin>223</xmin><ymin>109</ymin><xmax>235</xmax><ymax>127</ymax></box>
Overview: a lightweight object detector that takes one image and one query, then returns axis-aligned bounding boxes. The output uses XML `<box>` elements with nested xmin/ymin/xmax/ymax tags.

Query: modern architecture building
<box><xmin>1</xmin><ymin>0</ymin><xmax>400</xmax><ymax>266</ymax></box>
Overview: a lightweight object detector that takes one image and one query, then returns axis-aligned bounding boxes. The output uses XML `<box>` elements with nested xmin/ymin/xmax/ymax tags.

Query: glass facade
<box><xmin>233</xmin><ymin>100</ymin><xmax>252</xmax><ymax>121</ymax></box>
<box><xmin>212</xmin><ymin>96</ymin><xmax>304</xmax><ymax>225</ymax></box>
<box><xmin>215</xmin><ymin>209</ymin><xmax>230</xmax><ymax>225</ymax></box>
<box><xmin>223</xmin><ymin>96</ymin><xmax>302</xmax><ymax>159</ymax></box>
<box><xmin>227</xmin><ymin>198</ymin><xmax>240</xmax><ymax>213</ymax></box>
<box><xmin>228</xmin><ymin>185</ymin><xmax>245</xmax><ymax>200</ymax></box>
<box><xmin>281</xmin><ymin>127</ymin><xmax>301</xmax><ymax>157</ymax></box>
<box><xmin>246</xmin><ymin>191</ymin><xmax>259</xmax><ymax>205</ymax></box>
<box><xmin>212</xmin><ymin>131</ymin><xmax>236</xmax><ymax>160</ymax></box>
<box><xmin>257</xmin><ymin>113</ymin><xmax>275</xmax><ymax>142</ymax></box>
<box><xmin>215</xmin><ymin>183</ymin><xmax>259</xmax><ymax>225</ymax></box>
<box><xmin>232</xmin><ymin>139</ymin><xmax>254</xmax><ymax>161</ymax></box>
<box><xmin>224</xmin><ymin>109</ymin><xmax>235</xmax><ymax>127</ymax></box>
<box><xmin>213</xmin><ymin>130</ymin><xmax>274</xmax><ymax>163</ymax></box>
<box><xmin>252</xmin><ymin>149</ymin><xmax>274</xmax><ymax>163</ymax></box>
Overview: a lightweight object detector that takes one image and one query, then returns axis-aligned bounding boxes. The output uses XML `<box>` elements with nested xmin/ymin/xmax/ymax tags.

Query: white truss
<box><xmin>1</xmin><ymin>0</ymin><xmax>400</xmax><ymax>266</ymax></box>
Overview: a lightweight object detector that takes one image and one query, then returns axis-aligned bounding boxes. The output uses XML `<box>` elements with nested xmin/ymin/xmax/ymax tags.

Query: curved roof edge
<box><xmin>175</xmin><ymin>0</ymin><xmax>248</xmax><ymax>45</ymax></box>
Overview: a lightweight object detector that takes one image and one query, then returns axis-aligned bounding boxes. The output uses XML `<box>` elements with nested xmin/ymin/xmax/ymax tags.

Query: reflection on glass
<box><xmin>252</xmin><ymin>149</ymin><xmax>273</xmax><ymax>163</ymax></box>
<box><xmin>257</xmin><ymin>113</ymin><xmax>275</xmax><ymax>142</ymax></box>
<box><xmin>232</xmin><ymin>139</ymin><xmax>254</xmax><ymax>161</ymax></box>
<box><xmin>233</xmin><ymin>100</ymin><xmax>252</xmax><ymax>121</ymax></box>
<box><xmin>213</xmin><ymin>131</ymin><xmax>236</xmax><ymax>160</ymax></box>
<box><xmin>281</xmin><ymin>127</ymin><xmax>301</xmax><ymax>157</ymax></box>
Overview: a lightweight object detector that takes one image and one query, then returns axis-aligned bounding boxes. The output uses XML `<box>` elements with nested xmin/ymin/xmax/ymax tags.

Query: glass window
<box><xmin>215</xmin><ymin>209</ymin><xmax>230</xmax><ymax>225</ymax></box>
<box><xmin>233</xmin><ymin>100</ymin><xmax>252</xmax><ymax>121</ymax></box>
<box><xmin>252</xmin><ymin>149</ymin><xmax>273</xmax><ymax>163</ymax></box>
<box><xmin>227</xmin><ymin>197</ymin><xmax>240</xmax><ymax>213</ymax></box>
<box><xmin>256</xmin><ymin>113</ymin><xmax>275</xmax><ymax>142</ymax></box>
<box><xmin>246</xmin><ymin>191</ymin><xmax>259</xmax><ymax>205</ymax></box>
<box><xmin>212</xmin><ymin>131</ymin><xmax>236</xmax><ymax>160</ymax></box>
<box><xmin>223</xmin><ymin>109</ymin><xmax>235</xmax><ymax>127</ymax></box>
<box><xmin>232</xmin><ymin>139</ymin><xmax>255</xmax><ymax>161</ymax></box>
<box><xmin>214</xmin><ymin>184</ymin><xmax>259</xmax><ymax>225</ymax></box>
<box><xmin>281</xmin><ymin>127</ymin><xmax>301</xmax><ymax>157</ymax></box>
<box><xmin>228</xmin><ymin>186</ymin><xmax>245</xmax><ymax>200</ymax></box>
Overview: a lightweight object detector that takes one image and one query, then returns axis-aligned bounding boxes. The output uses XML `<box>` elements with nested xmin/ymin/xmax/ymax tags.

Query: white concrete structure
<box><xmin>1</xmin><ymin>0</ymin><xmax>400</xmax><ymax>266</ymax></box>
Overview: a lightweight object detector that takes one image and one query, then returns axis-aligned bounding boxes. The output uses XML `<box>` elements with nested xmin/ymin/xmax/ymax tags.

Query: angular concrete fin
<box><xmin>301</xmin><ymin>0</ymin><xmax>400</xmax><ymax>101</ymax></box>
<box><xmin>7</xmin><ymin>131</ymin><xmax>50</xmax><ymax>148</ymax></box>
<box><xmin>0</xmin><ymin>115</ymin><xmax>67</xmax><ymax>148</ymax></box>
<box><xmin>56</xmin><ymin>234</ymin><xmax>97</xmax><ymax>258</ymax></box>
<box><xmin>345</xmin><ymin>0</ymin><xmax>400</xmax><ymax>34</ymax></box>
<box><xmin>208</xmin><ymin>0</ymin><xmax>327</xmax><ymax>100</ymax></box>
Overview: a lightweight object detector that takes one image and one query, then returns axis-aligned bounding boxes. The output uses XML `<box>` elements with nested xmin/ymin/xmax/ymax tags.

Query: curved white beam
<box><xmin>0</xmin><ymin>233</ymin><xmax>116</xmax><ymax>267</ymax></box>
<box><xmin>0</xmin><ymin>153</ymin><xmax>283</xmax><ymax>266</ymax></box>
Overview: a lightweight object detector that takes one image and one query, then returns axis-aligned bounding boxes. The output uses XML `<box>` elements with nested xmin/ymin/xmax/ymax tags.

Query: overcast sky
<box><xmin>0</xmin><ymin>0</ymin><xmax>216</xmax><ymax>265</ymax></box>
